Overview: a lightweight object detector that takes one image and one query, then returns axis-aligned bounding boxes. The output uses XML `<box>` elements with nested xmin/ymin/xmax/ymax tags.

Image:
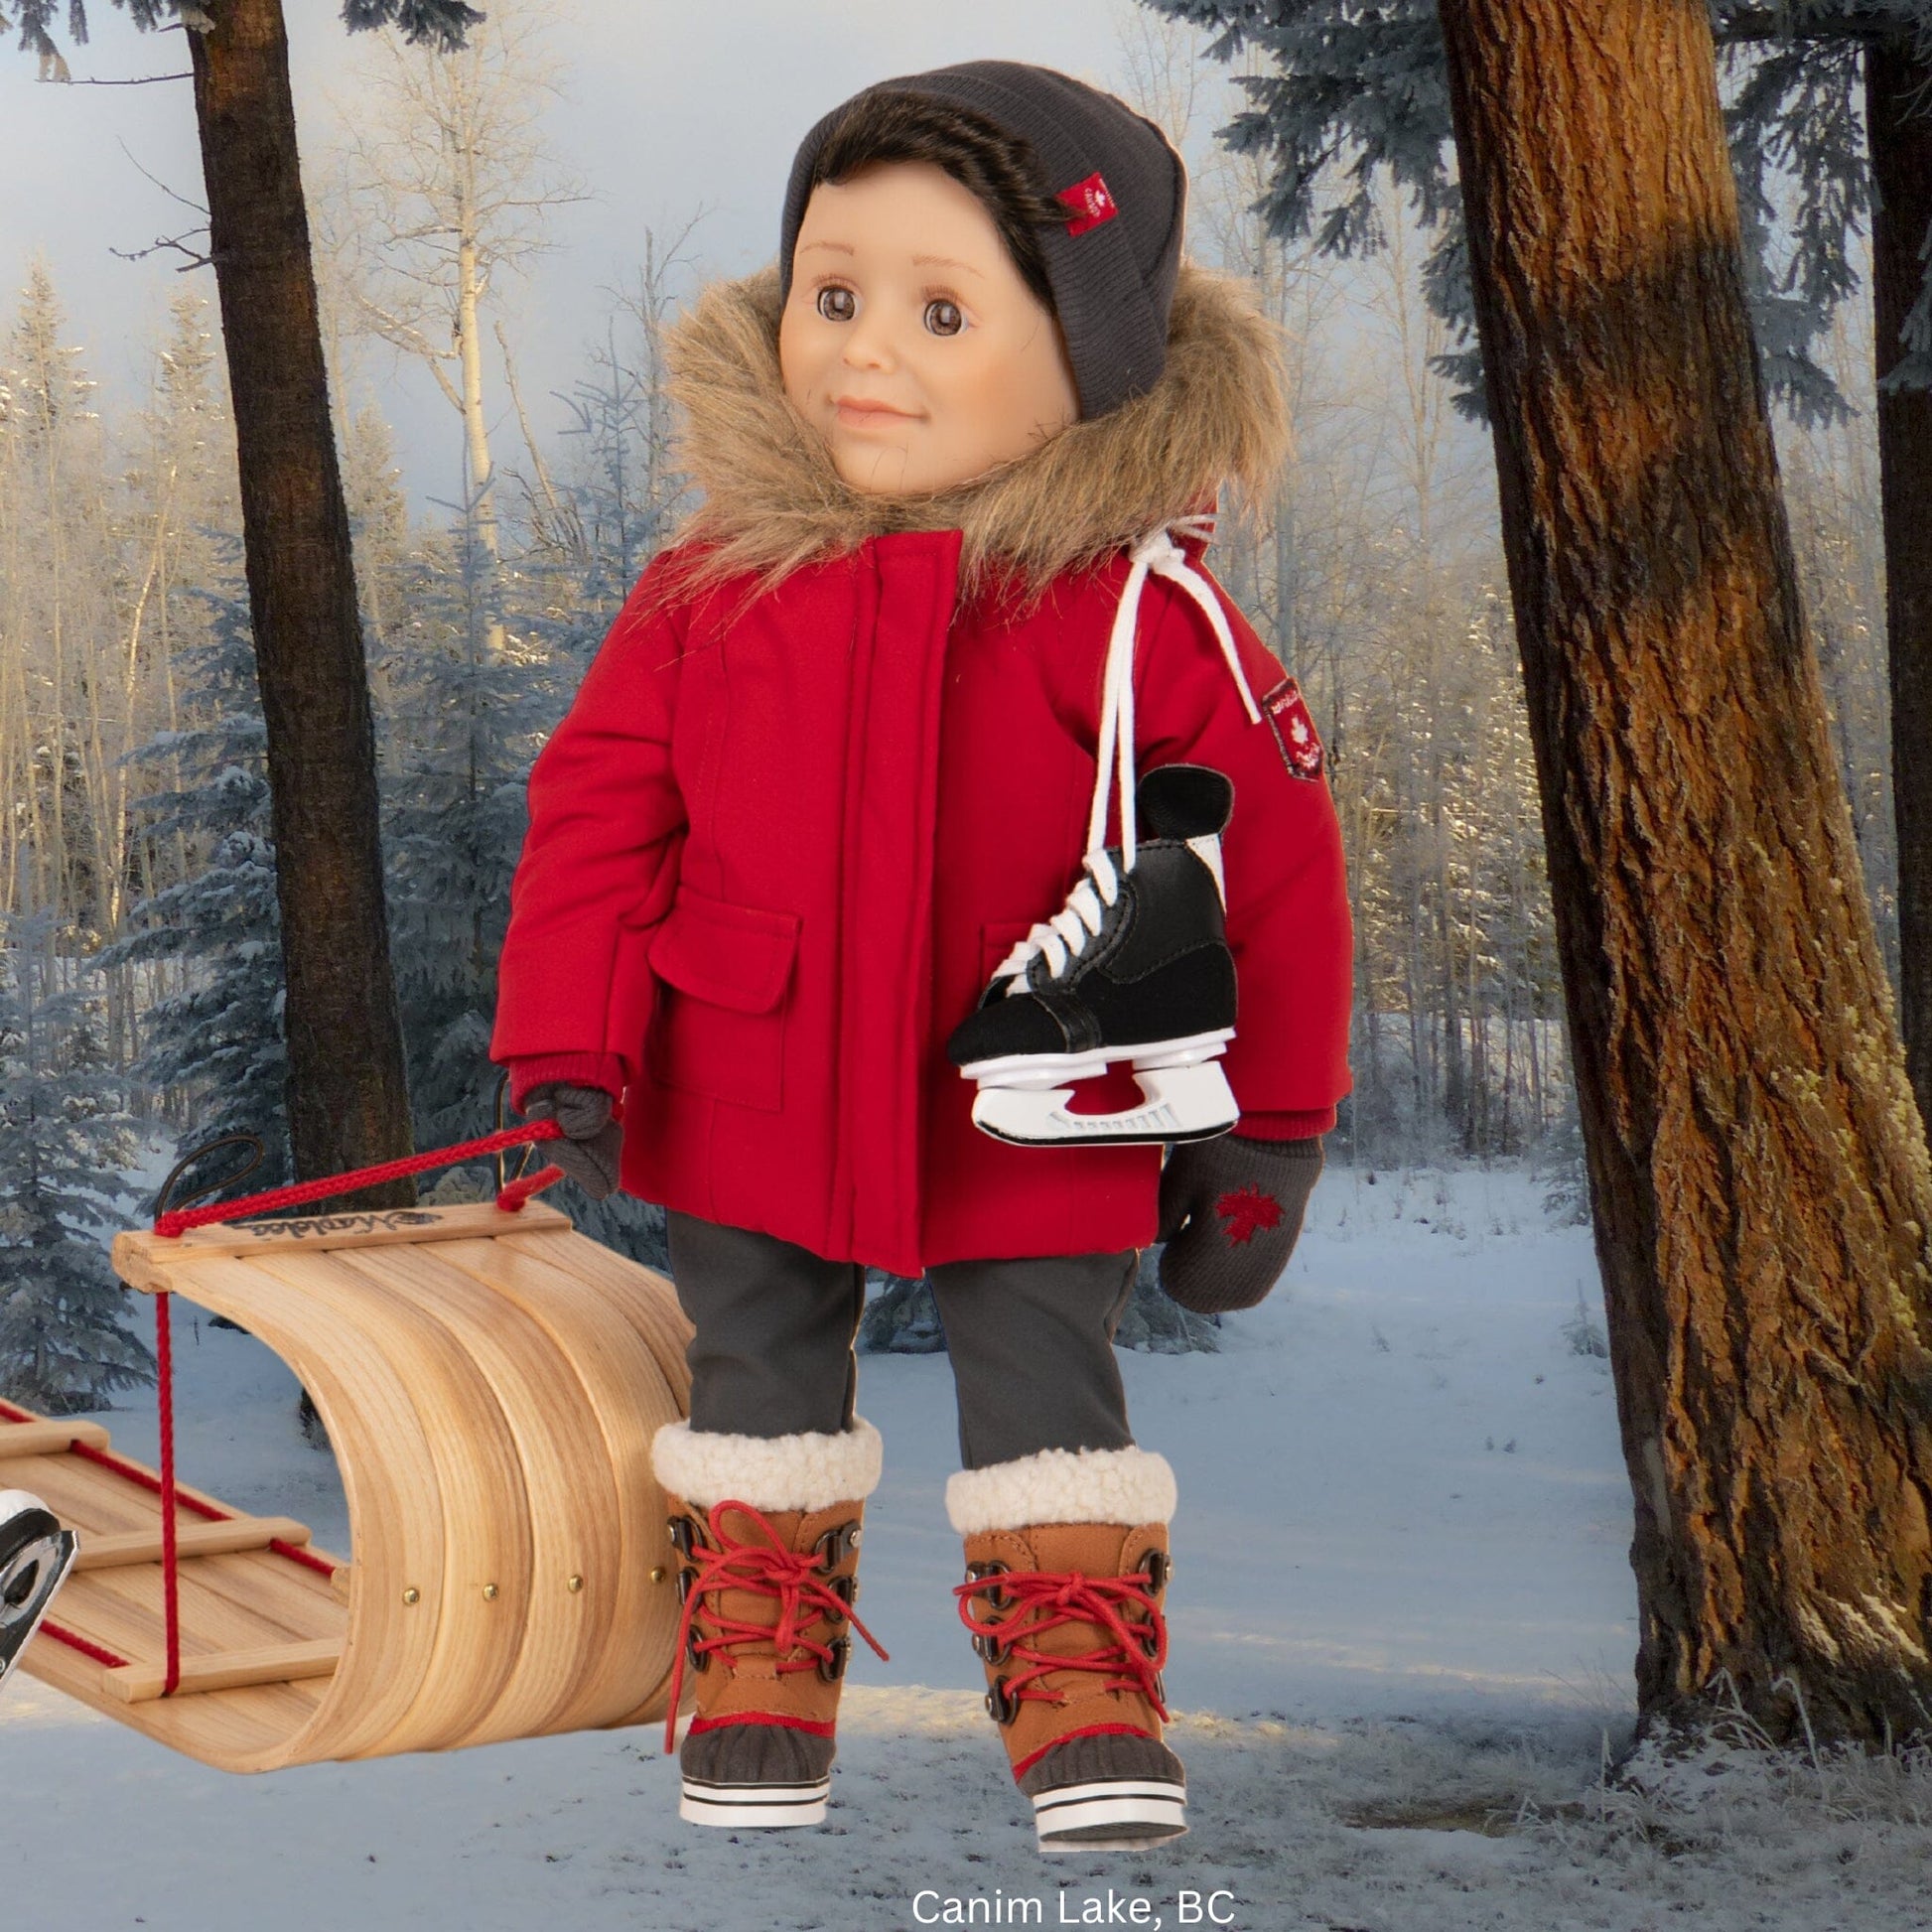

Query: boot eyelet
<box><xmin>985</xmin><ymin>1678</ymin><xmax>1019</xmax><ymax>1725</ymax></box>
<box><xmin>817</xmin><ymin>1636</ymin><xmax>850</xmax><ymax>1683</ymax></box>
<box><xmin>685</xmin><ymin>1634</ymin><xmax>710</xmax><ymax>1674</ymax></box>
<box><xmin>668</xmin><ymin>1514</ymin><xmax>703</xmax><ymax>1557</ymax></box>
<box><xmin>966</xmin><ymin>1558</ymin><xmax>1011</xmax><ymax>1608</ymax></box>
<box><xmin>815</xmin><ymin>1520</ymin><xmax>861</xmax><ymax>1566</ymax></box>
<box><xmin>973</xmin><ymin>1631</ymin><xmax>1012</xmax><ymax>1666</ymax></box>
<box><xmin>674</xmin><ymin>1565</ymin><xmax>696</xmax><ymax>1606</ymax></box>
<box><xmin>827</xmin><ymin>1572</ymin><xmax>857</xmax><ymax>1611</ymax></box>
<box><xmin>1140</xmin><ymin>1548</ymin><xmax>1171</xmax><ymax>1591</ymax></box>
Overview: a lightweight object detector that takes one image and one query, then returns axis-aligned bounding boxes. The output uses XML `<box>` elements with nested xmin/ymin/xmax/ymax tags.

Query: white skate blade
<box><xmin>971</xmin><ymin>1059</ymin><xmax>1239</xmax><ymax>1147</ymax></box>
<box><xmin>679</xmin><ymin>1775</ymin><xmax>831</xmax><ymax>1828</ymax></box>
<box><xmin>0</xmin><ymin>1492</ymin><xmax>78</xmax><ymax>1696</ymax></box>
<box><xmin>1033</xmin><ymin>1777</ymin><xmax>1188</xmax><ymax>1853</ymax></box>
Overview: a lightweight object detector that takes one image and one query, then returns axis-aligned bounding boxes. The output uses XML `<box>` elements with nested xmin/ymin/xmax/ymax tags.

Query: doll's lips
<box><xmin>834</xmin><ymin>397</ymin><xmax>921</xmax><ymax>425</ymax></box>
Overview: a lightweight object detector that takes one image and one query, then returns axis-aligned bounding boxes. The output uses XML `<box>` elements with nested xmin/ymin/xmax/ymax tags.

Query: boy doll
<box><xmin>491</xmin><ymin>62</ymin><xmax>1351</xmax><ymax>1853</ymax></box>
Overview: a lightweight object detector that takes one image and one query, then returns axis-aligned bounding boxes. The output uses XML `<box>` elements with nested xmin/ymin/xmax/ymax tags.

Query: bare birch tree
<box><xmin>322</xmin><ymin>1</ymin><xmax>586</xmax><ymax>654</ymax></box>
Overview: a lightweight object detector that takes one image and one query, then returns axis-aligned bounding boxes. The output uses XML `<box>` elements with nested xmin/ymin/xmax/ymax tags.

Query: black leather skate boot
<box><xmin>947</xmin><ymin>764</ymin><xmax>1239</xmax><ymax>1147</ymax></box>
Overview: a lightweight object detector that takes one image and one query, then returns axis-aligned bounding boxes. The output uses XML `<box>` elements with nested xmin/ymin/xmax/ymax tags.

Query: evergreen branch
<box><xmin>1718</xmin><ymin>6</ymin><xmax>1922</xmax><ymax>42</ymax></box>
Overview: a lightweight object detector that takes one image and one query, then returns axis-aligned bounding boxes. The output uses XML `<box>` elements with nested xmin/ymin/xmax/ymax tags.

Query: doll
<box><xmin>491</xmin><ymin>62</ymin><xmax>1352</xmax><ymax>1853</ymax></box>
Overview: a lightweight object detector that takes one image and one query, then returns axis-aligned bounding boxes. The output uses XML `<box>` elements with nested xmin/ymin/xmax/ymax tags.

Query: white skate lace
<box><xmin>1088</xmin><ymin>519</ymin><xmax>1265</xmax><ymax>873</ymax></box>
<box><xmin>994</xmin><ymin>520</ymin><xmax>1265</xmax><ymax>997</ymax></box>
<box><xmin>994</xmin><ymin>847</ymin><xmax>1123</xmax><ymax>989</ymax></box>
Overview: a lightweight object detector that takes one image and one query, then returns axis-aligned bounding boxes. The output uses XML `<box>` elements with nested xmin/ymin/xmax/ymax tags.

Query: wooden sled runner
<box><xmin>3</xmin><ymin>1198</ymin><xmax>693</xmax><ymax>1774</ymax></box>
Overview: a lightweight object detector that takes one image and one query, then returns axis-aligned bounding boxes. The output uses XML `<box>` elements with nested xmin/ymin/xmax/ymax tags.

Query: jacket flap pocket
<box><xmin>648</xmin><ymin>890</ymin><xmax>799</xmax><ymax>1014</ymax></box>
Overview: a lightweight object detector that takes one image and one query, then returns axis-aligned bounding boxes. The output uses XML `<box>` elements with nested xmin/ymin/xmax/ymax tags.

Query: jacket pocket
<box><xmin>647</xmin><ymin>887</ymin><xmax>800</xmax><ymax>1113</ymax></box>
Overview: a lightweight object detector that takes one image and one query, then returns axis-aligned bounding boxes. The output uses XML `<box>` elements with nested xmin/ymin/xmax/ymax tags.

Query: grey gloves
<box><xmin>521</xmin><ymin>1083</ymin><xmax>623</xmax><ymax>1200</ymax></box>
<box><xmin>1158</xmin><ymin>1133</ymin><xmax>1323</xmax><ymax>1313</ymax></box>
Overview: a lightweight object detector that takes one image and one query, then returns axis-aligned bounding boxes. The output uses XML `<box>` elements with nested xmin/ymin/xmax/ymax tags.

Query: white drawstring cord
<box><xmin>994</xmin><ymin>522</ymin><xmax>1263</xmax><ymax>995</ymax></box>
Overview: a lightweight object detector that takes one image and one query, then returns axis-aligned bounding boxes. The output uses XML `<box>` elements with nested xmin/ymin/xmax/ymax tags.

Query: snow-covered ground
<box><xmin>7</xmin><ymin>1164</ymin><xmax>1931</xmax><ymax>1932</ymax></box>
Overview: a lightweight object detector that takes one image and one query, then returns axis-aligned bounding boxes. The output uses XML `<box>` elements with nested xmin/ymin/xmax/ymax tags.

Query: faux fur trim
<box><xmin>663</xmin><ymin>262</ymin><xmax>1289</xmax><ymax>601</ymax></box>
<box><xmin>652</xmin><ymin>1418</ymin><xmax>884</xmax><ymax>1511</ymax></box>
<box><xmin>945</xmin><ymin>1446</ymin><xmax>1177</xmax><ymax>1536</ymax></box>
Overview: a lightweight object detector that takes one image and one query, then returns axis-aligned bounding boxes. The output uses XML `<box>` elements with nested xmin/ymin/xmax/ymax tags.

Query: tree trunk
<box><xmin>187</xmin><ymin>0</ymin><xmax>414</xmax><ymax>1203</ymax></box>
<box><xmin>1868</xmin><ymin>35</ymin><xmax>1932</xmax><ymax>1143</ymax></box>
<box><xmin>1440</xmin><ymin>0</ymin><xmax>1932</xmax><ymax>1744</ymax></box>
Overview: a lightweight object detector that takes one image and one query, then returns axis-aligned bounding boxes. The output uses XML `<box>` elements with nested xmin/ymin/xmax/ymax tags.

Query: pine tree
<box><xmin>103</xmin><ymin>570</ymin><xmax>291</xmax><ymax>1187</ymax></box>
<box><xmin>379</xmin><ymin>527</ymin><xmax>560</xmax><ymax>1149</ymax></box>
<box><xmin>0</xmin><ymin>915</ymin><xmax>152</xmax><ymax>1414</ymax></box>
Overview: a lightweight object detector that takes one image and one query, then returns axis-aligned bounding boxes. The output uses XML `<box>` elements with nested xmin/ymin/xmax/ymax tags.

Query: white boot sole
<box><xmin>1033</xmin><ymin>1777</ymin><xmax>1188</xmax><ymax>1853</ymax></box>
<box><xmin>679</xmin><ymin>1776</ymin><xmax>831</xmax><ymax>1829</ymax></box>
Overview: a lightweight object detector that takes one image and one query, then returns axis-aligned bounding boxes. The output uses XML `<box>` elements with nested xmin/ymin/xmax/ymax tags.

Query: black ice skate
<box><xmin>948</xmin><ymin>764</ymin><xmax>1240</xmax><ymax>1147</ymax></box>
<box><xmin>0</xmin><ymin>1489</ymin><xmax>77</xmax><ymax>1698</ymax></box>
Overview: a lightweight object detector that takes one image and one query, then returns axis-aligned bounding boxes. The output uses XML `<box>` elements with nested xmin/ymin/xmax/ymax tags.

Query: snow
<box><xmin>7</xmin><ymin>1163</ymin><xmax>1931</xmax><ymax>1931</ymax></box>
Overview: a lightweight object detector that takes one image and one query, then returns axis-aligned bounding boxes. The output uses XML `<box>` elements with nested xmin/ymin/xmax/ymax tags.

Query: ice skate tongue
<box><xmin>1136</xmin><ymin>765</ymin><xmax>1233</xmax><ymax>841</ymax></box>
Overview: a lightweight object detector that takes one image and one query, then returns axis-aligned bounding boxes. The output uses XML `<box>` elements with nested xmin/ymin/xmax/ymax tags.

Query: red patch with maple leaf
<box><xmin>1260</xmin><ymin>675</ymin><xmax>1326</xmax><ymax>780</ymax></box>
<box><xmin>1215</xmin><ymin>1183</ymin><xmax>1284</xmax><ymax>1245</ymax></box>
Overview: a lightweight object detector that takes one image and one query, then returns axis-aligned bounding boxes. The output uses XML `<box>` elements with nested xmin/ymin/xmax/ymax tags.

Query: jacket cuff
<box><xmin>1234</xmin><ymin>1105</ymin><xmax>1335</xmax><ymax>1141</ymax></box>
<box><xmin>506</xmin><ymin>1052</ymin><xmax>624</xmax><ymax>1114</ymax></box>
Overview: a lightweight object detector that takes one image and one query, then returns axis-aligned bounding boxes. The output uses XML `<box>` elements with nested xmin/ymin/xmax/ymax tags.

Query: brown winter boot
<box><xmin>948</xmin><ymin>1447</ymin><xmax>1186</xmax><ymax>1853</ymax></box>
<box><xmin>653</xmin><ymin>1420</ymin><xmax>886</xmax><ymax>1829</ymax></box>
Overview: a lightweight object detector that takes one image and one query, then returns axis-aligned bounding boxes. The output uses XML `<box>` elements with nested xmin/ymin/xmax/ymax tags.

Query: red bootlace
<box><xmin>953</xmin><ymin>1566</ymin><xmax>1170</xmax><ymax>1719</ymax></box>
<box><xmin>664</xmin><ymin>1498</ymin><xmax>889</xmax><ymax>1752</ymax></box>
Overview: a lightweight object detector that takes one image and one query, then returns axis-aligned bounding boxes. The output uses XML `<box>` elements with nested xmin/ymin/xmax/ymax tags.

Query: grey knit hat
<box><xmin>778</xmin><ymin>61</ymin><xmax>1186</xmax><ymax>421</ymax></box>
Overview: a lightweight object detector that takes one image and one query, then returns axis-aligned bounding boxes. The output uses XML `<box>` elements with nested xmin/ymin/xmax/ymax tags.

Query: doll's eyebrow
<box><xmin>796</xmin><ymin>240</ymin><xmax>984</xmax><ymax>279</ymax></box>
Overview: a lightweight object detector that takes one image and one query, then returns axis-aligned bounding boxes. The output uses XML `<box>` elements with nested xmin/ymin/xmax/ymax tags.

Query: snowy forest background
<box><xmin>0</xmin><ymin>1</ymin><xmax>1900</xmax><ymax>1410</ymax></box>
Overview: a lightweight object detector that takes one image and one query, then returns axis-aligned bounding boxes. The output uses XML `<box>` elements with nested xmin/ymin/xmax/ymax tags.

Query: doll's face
<box><xmin>780</xmin><ymin>161</ymin><xmax>1080</xmax><ymax>495</ymax></box>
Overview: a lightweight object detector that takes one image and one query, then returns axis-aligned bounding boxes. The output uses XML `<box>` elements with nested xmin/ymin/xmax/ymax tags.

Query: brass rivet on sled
<box><xmin>402</xmin><ymin>1587</ymin><xmax>421</xmax><ymax>1606</ymax></box>
<box><xmin>649</xmin><ymin>1565</ymin><xmax>668</xmax><ymax>1585</ymax></box>
<box><xmin>566</xmin><ymin>1575</ymin><xmax>584</xmax><ymax>1593</ymax></box>
<box><xmin>483</xmin><ymin>1583</ymin><xmax>499</xmax><ymax>1601</ymax></box>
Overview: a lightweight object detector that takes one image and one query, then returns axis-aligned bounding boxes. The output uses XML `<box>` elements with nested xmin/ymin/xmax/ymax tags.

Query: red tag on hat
<box><xmin>1058</xmin><ymin>172</ymin><xmax>1118</xmax><ymax>236</ymax></box>
<box><xmin>1261</xmin><ymin>675</ymin><xmax>1326</xmax><ymax>780</ymax></box>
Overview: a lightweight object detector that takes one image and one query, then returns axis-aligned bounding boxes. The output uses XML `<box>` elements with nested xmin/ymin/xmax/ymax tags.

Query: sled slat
<box><xmin>0</xmin><ymin>1419</ymin><xmax>112</xmax><ymax>1456</ymax></box>
<box><xmin>74</xmin><ymin>1516</ymin><xmax>314</xmax><ymax>1572</ymax></box>
<box><xmin>102</xmin><ymin>1637</ymin><xmax>343</xmax><ymax>1705</ymax></box>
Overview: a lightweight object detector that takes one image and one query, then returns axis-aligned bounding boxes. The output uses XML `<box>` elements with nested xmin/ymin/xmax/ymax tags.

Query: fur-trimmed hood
<box><xmin>663</xmin><ymin>262</ymin><xmax>1290</xmax><ymax>598</ymax></box>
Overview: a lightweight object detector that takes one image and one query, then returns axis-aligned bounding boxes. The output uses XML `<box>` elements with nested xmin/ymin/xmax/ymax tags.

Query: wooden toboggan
<box><xmin>1</xmin><ymin>1144</ymin><xmax>694</xmax><ymax>1774</ymax></box>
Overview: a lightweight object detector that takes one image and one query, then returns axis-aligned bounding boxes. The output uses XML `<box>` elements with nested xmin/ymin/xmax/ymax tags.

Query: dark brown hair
<box><xmin>805</xmin><ymin>88</ymin><xmax>1069</xmax><ymax>316</ymax></box>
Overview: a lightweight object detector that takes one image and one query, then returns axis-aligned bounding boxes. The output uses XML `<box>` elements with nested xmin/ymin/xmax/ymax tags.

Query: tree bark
<box><xmin>186</xmin><ymin>0</ymin><xmax>414</xmax><ymax>1202</ymax></box>
<box><xmin>1440</xmin><ymin>0</ymin><xmax>1932</xmax><ymax>1743</ymax></box>
<box><xmin>1868</xmin><ymin>35</ymin><xmax>1932</xmax><ymax>1142</ymax></box>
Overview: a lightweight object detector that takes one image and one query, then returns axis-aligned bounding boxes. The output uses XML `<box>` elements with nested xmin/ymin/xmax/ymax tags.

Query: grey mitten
<box><xmin>521</xmin><ymin>1083</ymin><xmax>623</xmax><ymax>1201</ymax></box>
<box><xmin>1157</xmin><ymin>1133</ymin><xmax>1324</xmax><ymax>1313</ymax></box>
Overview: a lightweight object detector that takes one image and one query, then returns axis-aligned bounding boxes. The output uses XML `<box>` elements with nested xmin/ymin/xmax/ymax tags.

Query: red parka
<box><xmin>491</xmin><ymin>266</ymin><xmax>1352</xmax><ymax>1278</ymax></box>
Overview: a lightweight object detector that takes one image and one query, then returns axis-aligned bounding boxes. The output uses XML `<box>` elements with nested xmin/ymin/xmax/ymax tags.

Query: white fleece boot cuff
<box><xmin>945</xmin><ymin>1445</ymin><xmax>1177</xmax><ymax>1536</ymax></box>
<box><xmin>652</xmin><ymin>1418</ymin><xmax>884</xmax><ymax>1512</ymax></box>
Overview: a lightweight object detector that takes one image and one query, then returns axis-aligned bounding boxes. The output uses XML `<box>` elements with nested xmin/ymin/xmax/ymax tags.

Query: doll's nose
<box><xmin>839</xmin><ymin>309</ymin><xmax>898</xmax><ymax>371</ymax></box>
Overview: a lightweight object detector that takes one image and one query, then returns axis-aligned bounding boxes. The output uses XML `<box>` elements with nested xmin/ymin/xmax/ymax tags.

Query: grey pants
<box><xmin>665</xmin><ymin>1211</ymin><xmax>1140</xmax><ymax>1470</ymax></box>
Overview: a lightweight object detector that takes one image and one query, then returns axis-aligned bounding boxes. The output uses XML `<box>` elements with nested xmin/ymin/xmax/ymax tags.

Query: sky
<box><xmin>0</xmin><ymin>0</ymin><xmax>1210</xmax><ymax>516</ymax></box>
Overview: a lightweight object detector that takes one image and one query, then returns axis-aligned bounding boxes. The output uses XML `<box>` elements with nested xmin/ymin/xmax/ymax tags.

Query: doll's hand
<box><xmin>522</xmin><ymin>1083</ymin><xmax>623</xmax><ymax>1200</ymax></box>
<box><xmin>1157</xmin><ymin>1134</ymin><xmax>1323</xmax><ymax>1313</ymax></box>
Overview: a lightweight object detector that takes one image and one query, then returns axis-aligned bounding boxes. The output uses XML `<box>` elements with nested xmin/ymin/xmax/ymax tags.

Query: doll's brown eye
<box><xmin>817</xmin><ymin>286</ymin><xmax>856</xmax><ymax>323</ymax></box>
<box><xmin>924</xmin><ymin>298</ymin><xmax>963</xmax><ymax>338</ymax></box>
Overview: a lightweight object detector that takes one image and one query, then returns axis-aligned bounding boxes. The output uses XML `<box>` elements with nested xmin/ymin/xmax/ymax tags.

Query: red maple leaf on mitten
<box><xmin>1215</xmin><ymin>1183</ymin><xmax>1284</xmax><ymax>1246</ymax></box>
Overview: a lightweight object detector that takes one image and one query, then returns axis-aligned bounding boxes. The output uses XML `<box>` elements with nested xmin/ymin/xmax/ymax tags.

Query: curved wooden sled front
<box><xmin>7</xmin><ymin>1200</ymin><xmax>692</xmax><ymax>1774</ymax></box>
